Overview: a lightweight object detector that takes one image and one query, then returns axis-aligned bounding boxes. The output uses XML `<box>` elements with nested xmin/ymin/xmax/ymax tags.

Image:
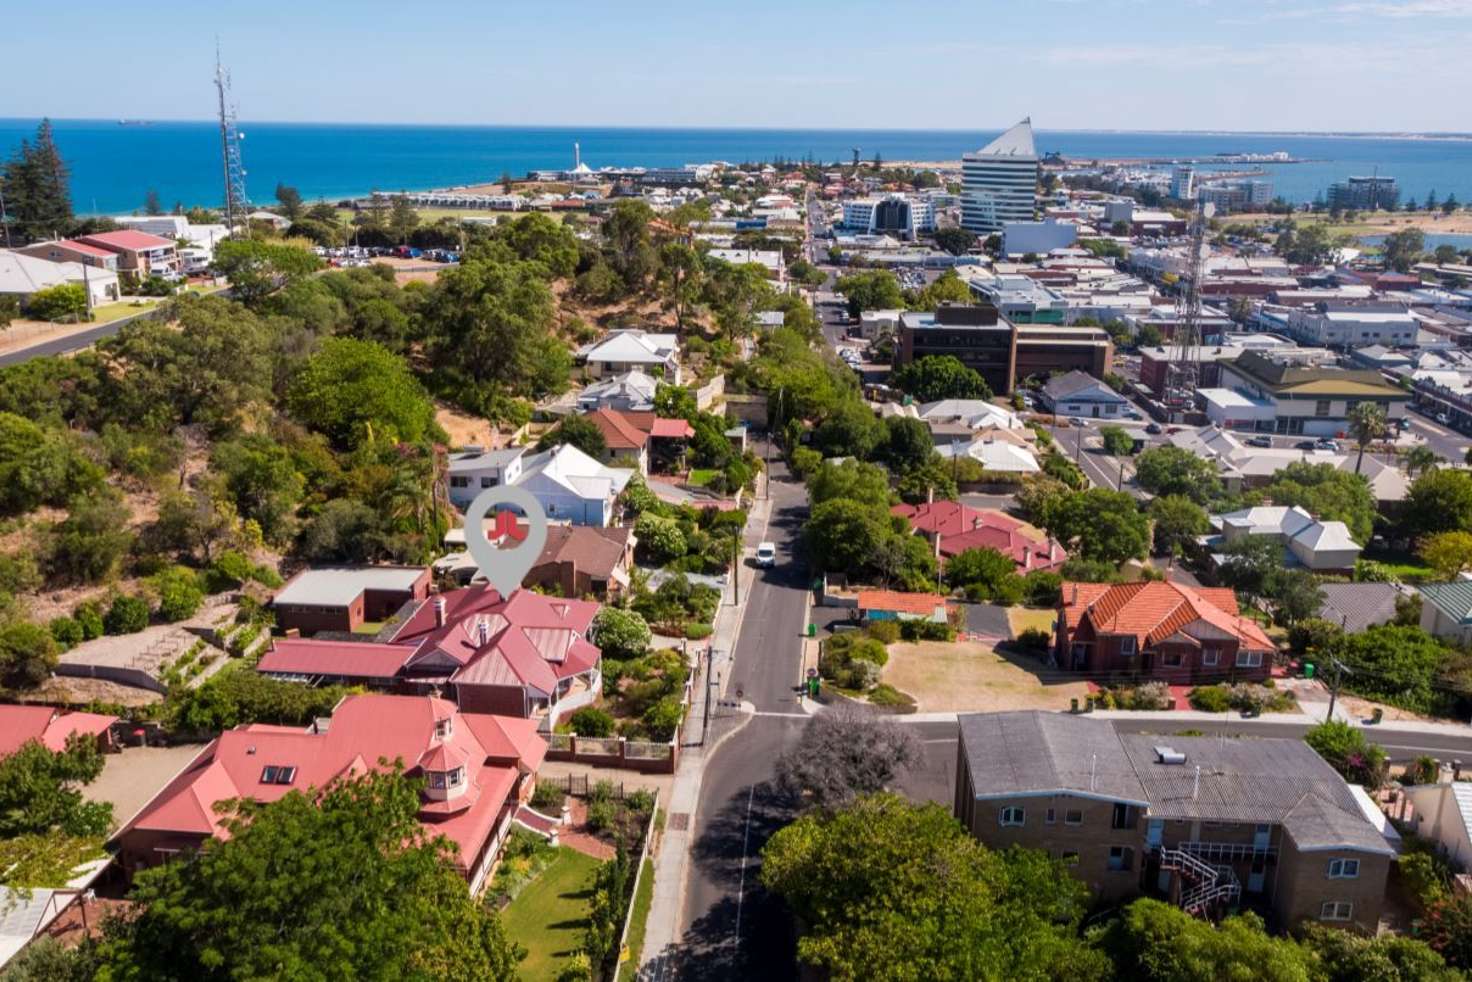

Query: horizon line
<box><xmin>2</xmin><ymin>116</ymin><xmax>1471</xmax><ymax>140</ymax></box>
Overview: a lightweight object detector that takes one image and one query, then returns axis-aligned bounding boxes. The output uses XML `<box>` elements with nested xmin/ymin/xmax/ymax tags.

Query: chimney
<box><xmin>477</xmin><ymin>617</ymin><xmax>490</xmax><ymax>647</ymax></box>
<box><xmin>1023</xmin><ymin>545</ymin><xmax>1032</xmax><ymax>567</ymax></box>
<box><xmin>1071</xmin><ymin>583</ymin><xmax>1079</xmax><ymax>606</ymax></box>
<box><xmin>1048</xmin><ymin>539</ymin><xmax>1057</xmax><ymax>561</ymax></box>
<box><xmin>433</xmin><ymin>597</ymin><xmax>447</xmax><ymax>628</ymax></box>
<box><xmin>927</xmin><ymin>485</ymin><xmax>934</xmax><ymax>505</ymax></box>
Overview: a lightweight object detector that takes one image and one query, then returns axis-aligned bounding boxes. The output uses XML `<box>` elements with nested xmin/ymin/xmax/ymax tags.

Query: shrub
<box><xmin>1401</xmin><ymin>847</ymin><xmax>1453</xmax><ymax>909</ymax></box>
<box><xmin>844</xmin><ymin>659</ymin><xmax>882</xmax><ymax>690</ymax></box>
<box><xmin>103</xmin><ymin>594</ymin><xmax>150</xmax><ymax>635</ymax></box>
<box><xmin>531</xmin><ymin>782</ymin><xmax>566</xmax><ymax>811</ymax></box>
<box><xmin>0</xmin><ymin>549</ymin><xmax>41</xmax><ymax>595</ymax></box>
<box><xmin>867</xmin><ymin>683</ymin><xmax>917</xmax><ymax>711</ymax></box>
<box><xmin>899</xmin><ymin>619</ymin><xmax>954</xmax><ymax>642</ymax></box>
<box><xmin>1304</xmin><ymin>720</ymin><xmax>1388</xmax><ymax>788</ymax></box>
<box><xmin>684</xmin><ymin>622</ymin><xmax>713</xmax><ymax>640</ymax></box>
<box><xmin>1016</xmin><ymin>627</ymin><xmax>1051</xmax><ymax>651</ymax></box>
<box><xmin>848</xmin><ymin>637</ymin><xmax>889</xmax><ymax>667</ymax></box>
<box><xmin>73</xmin><ymin>602</ymin><xmax>104</xmax><ymax>640</ymax></box>
<box><xmin>641</xmin><ymin>696</ymin><xmax>685</xmax><ymax>741</ymax></box>
<box><xmin>1189</xmin><ymin>685</ymin><xmax>1232</xmax><ymax>713</ymax></box>
<box><xmin>25</xmin><ymin>283</ymin><xmax>88</xmax><ymax>322</ymax></box>
<box><xmin>206</xmin><ymin>550</ymin><xmax>254</xmax><ymax>591</ymax></box>
<box><xmin>569</xmin><ymin>707</ymin><xmax>616</xmax><ymax>738</ymax></box>
<box><xmin>585</xmin><ymin>797</ymin><xmax>616</xmax><ymax>833</ymax></box>
<box><xmin>1022</xmin><ymin>570</ymin><xmax>1063</xmax><ymax>607</ymax></box>
<box><xmin>865</xmin><ymin>620</ymin><xmax>900</xmax><ymax>645</ymax></box>
<box><xmin>591</xmin><ymin>606</ymin><xmax>652</xmax><ymax>660</ymax></box>
<box><xmin>1404</xmin><ymin>755</ymin><xmax>1440</xmax><ymax>785</ymax></box>
<box><xmin>48</xmin><ymin>616</ymin><xmax>84</xmax><ymax>650</ymax></box>
<box><xmin>152</xmin><ymin>566</ymin><xmax>205</xmax><ymax>622</ymax></box>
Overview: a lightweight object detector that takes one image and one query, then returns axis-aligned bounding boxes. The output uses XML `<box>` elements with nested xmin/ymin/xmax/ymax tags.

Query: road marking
<box><xmin>752</xmin><ymin>711</ymin><xmax>810</xmax><ymax>718</ymax></box>
<box><xmin>733</xmin><ymin>783</ymin><xmax>756</xmax><ymax>949</ymax></box>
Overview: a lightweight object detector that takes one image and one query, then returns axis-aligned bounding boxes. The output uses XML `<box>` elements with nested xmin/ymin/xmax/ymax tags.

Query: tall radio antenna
<box><xmin>1166</xmin><ymin>199</ymin><xmax>1213</xmax><ymax>420</ymax></box>
<box><xmin>215</xmin><ymin>42</ymin><xmax>250</xmax><ymax>236</ymax></box>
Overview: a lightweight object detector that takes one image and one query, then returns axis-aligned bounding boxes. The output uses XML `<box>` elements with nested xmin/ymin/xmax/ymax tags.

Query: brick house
<box><xmin>1056</xmin><ymin>580</ymin><xmax>1276</xmax><ymax>684</ymax></box>
<box><xmin>583</xmin><ymin>408</ymin><xmax>694</xmax><ymax>475</ymax></box>
<box><xmin>524</xmin><ymin>525</ymin><xmax>634</xmax><ymax>599</ymax></box>
<box><xmin>110</xmin><ymin>694</ymin><xmax>545</xmax><ymax>895</ymax></box>
<box><xmin>892</xmin><ymin>500</ymin><xmax>1067</xmax><ymax>573</ymax></box>
<box><xmin>270</xmin><ymin>566</ymin><xmax>431</xmax><ymax>635</ymax></box>
<box><xmin>73</xmin><ymin>230</ymin><xmax>179</xmax><ymax>279</ymax></box>
<box><xmin>257</xmin><ymin>584</ymin><xmax>603</xmax><ymax>728</ymax></box>
<box><xmin>0</xmin><ymin>706</ymin><xmax>118</xmax><ymax>757</ymax></box>
<box><xmin>955</xmin><ymin>712</ymin><xmax>1398</xmax><ymax>932</ymax></box>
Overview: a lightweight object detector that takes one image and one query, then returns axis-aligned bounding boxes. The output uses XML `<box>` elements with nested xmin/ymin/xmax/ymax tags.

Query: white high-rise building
<box><xmin>1170</xmin><ymin>166</ymin><xmax>1195</xmax><ymax>201</ymax></box>
<box><xmin>840</xmin><ymin>194</ymin><xmax>936</xmax><ymax>239</ymax></box>
<box><xmin>961</xmin><ymin>118</ymin><xmax>1039</xmax><ymax>235</ymax></box>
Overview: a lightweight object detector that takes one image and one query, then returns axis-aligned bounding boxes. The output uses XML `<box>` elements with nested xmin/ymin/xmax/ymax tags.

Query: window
<box><xmin>1315</xmin><ymin>400</ymin><xmax>1331</xmax><ymax>417</ymax></box>
<box><xmin>448</xmin><ymin>766</ymin><xmax>465</xmax><ymax>788</ymax></box>
<box><xmin>480</xmin><ymin>476</ymin><xmax>498</xmax><ymax>488</ymax></box>
<box><xmin>1328</xmin><ymin>858</ymin><xmax>1360</xmax><ymax>879</ymax></box>
<box><xmin>1162</xmin><ymin>652</ymin><xmax>1183</xmax><ymax>668</ymax></box>
<box><xmin>1236</xmin><ymin>651</ymin><xmax>1263</xmax><ymax>668</ymax></box>
<box><xmin>1320</xmin><ymin>901</ymin><xmax>1353</xmax><ymax>921</ymax></box>
<box><xmin>1202</xmin><ymin>649</ymin><xmax>1219</xmax><ymax>666</ymax></box>
<box><xmin>1119</xmin><ymin>636</ymin><xmax>1137</xmax><ymax>657</ymax></box>
<box><xmin>435</xmin><ymin>717</ymin><xmax>453</xmax><ymax>739</ymax></box>
<box><xmin>1061</xmin><ymin>851</ymin><xmax>1080</xmax><ymax>866</ymax></box>
<box><xmin>260</xmin><ymin>765</ymin><xmax>296</xmax><ymax>785</ymax></box>
<box><xmin>450</xmin><ymin>476</ymin><xmax>470</xmax><ymax>488</ymax></box>
<box><xmin>1064</xmin><ymin>809</ymin><xmax>1083</xmax><ymax>826</ymax></box>
<box><xmin>1112</xmin><ymin>803</ymin><xmax>1135</xmax><ymax>830</ymax></box>
<box><xmin>999</xmin><ymin>806</ymin><xmax>1025</xmax><ymax>827</ymax></box>
<box><xmin>1107</xmin><ymin>846</ymin><xmax>1134</xmax><ymax>872</ymax></box>
<box><xmin>1045</xmin><ymin>808</ymin><xmax>1056</xmax><ymax>824</ymax></box>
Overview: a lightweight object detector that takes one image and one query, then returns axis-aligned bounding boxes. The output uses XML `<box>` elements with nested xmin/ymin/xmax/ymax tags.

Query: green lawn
<box><xmin>619</xmin><ymin>857</ymin><xmax>656</xmax><ymax>976</ymax></box>
<box><xmin>352</xmin><ymin>620</ymin><xmax>384</xmax><ymax>635</ymax></box>
<box><xmin>91</xmin><ymin>300</ymin><xmax>160</xmax><ymax>322</ymax></box>
<box><xmin>1360</xmin><ymin>547</ymin><xmax>1435</xmax><ymax>583</ymax></box>
<box><xmin>687</xmin><ymin>468</ymin><xmax>719</xmax><ymax>488</ymax></box>
<box><xmin>501</xmin><ymin>847</ymin><xmax>600</xmax><ymax>981</ymax></box>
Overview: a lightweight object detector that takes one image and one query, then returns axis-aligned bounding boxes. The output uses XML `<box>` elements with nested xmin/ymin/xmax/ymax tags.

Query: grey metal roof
<box><xmin>957</xmin><ymin>712</ymin><xmax>1148</xmax><ymax>805</ymax></box>
<box><xmin>1420</xmin><ymin>582</ymin><xmax>1472</xmax><ymax>626</ymax></box>
<box><xmin>1316</xmin><ymin>582</ymin><xmax>1402</xmax><ymax>633</ymax></box>
<box><xmin>1042</xmin><ymin>370</ymin><xmax>1119</xmax><ymax>402</ymax></box>
<box><xmin>958</xmin><ymin>712</ymin><xmax>1392</xmax><ymax>854</ymax></box>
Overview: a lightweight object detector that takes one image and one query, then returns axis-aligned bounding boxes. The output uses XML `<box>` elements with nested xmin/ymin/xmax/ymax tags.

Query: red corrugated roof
<box><xmin>53</xmin><ymin>239</ymin><xmax>115</xmax><ymax>259</ymax></box>
<box><xmin>257</xmin><ymin>638</ymin><xmax>411</xmax><ymax>678</ymax></box>
<box><xmin>0</xmin><ymin>706</ymin><xmax>116</xmax><ymax>757</ymax></box>
<box><xmin>856</xmin><ymin>590</ymin><xmax>947</xmax><ymax>616</ymax></box>
<box><xmin>649</xmin><ymin>418</ymin><xmax>695</xmax><ymax>439</ymax></box>
<box><xmin>77</xmin><ymin>230</ymin><xmax>175</xmax><ymax>251</ymax></box>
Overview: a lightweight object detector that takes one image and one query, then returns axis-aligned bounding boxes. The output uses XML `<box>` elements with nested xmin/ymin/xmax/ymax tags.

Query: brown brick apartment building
<box><xmin>954</xmin><ymin>712</ymin><xmax>1397</xmax><ymax>932</ymax></box>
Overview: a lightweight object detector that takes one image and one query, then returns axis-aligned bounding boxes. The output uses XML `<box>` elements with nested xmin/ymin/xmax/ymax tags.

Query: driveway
<box><xmin>957</xmin><ymin>602</ymin><xmax>1010</xmax><ymax>639</ymax></box>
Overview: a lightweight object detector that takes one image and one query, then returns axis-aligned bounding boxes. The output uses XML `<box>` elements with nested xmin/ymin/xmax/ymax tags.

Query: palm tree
<box><xmin>1347</xmin><ymin>403</ymin><xmax>1387</xmax><ymax>476</ymax></box>
<box><xmin>1406</xmin><ymin>444</ymin><xmax>1440</xmax><ymax>477</ymax></box>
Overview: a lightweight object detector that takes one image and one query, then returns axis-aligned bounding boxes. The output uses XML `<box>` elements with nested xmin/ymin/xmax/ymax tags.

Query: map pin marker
<box><xmin>462</xmin><ymin>485</ymin><xmax>549</xmax><ymax>598</ymax></box>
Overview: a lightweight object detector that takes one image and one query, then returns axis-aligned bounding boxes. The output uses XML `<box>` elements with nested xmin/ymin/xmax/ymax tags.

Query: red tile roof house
<box><xmin>109</xmin><ymin>693</ymin><xmax>545</xmax><ymax>895</ymax></box>
<box><xmin>583</xmin><ymin>408</ymin><xmax>695</xmax><ymax>475</ymax></box>
<box><xmin>257</xmin><ymin>584</ymin><xmax>603</xmax><ymax>728</ymax></box>
<box><xmin>856</xmin><ymin>590</ymin><xmax>949</xmax><ymax>623</ymax></box>
<box><xmin>892</xmin><ymin>501</ymin><xmax>1067</xmax><ymax>573</ymax></box>
<box><xmin>525</xmin><ymin>525</ymin><xmax>635</xmax><ymax>599</ymax></box>
<box><xmin>0</xmin><ymin>705</ymin><xmax>119</xmax><ymax>757</ymax></box>
<box><xmin>74</xmin><ymin>230</ymin><xmax>179</xmax><ymax>279</ymax></box>
<box><xmin>17</xmin><ymin>238</ymin><xmax>122</xmax><ymax>273</ymax></box>
<box><xmin>1055</xmin><ymin>581</ymin><xmax>1277</xmax><ymax>684</ymax></box>
<box><xmin>270</xmin><ymin>565</ymin><xmax>432</xmax><ymax>635</ymax></box>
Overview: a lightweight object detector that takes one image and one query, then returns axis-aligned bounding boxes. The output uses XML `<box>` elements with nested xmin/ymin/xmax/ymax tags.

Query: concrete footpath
<box><xmin>639</xmin><ymin>479</ymin><xmax>774</xmax><ymax>973</ymax></box>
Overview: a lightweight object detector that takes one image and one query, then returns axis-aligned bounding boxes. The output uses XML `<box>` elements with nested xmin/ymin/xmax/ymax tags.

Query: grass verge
<box><xmin>500</xmin><ymin>847</ymin><xmax>600</xmax><ymax>981</ymax></box>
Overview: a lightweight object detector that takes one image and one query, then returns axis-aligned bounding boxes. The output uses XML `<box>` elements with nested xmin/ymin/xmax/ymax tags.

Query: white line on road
<box><xmin>733</xmin><ymin>783</ymin><xmax>756</xmax><ymax>949</ymax></box>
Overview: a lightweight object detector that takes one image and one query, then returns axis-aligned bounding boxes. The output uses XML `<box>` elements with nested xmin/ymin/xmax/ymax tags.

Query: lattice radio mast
<box><xmin>215</xmin><ymin>45</ymin><xmax>249</xmax><ymax>236</ymax></box>
<box><xmin>1166</xmin><ymin>199</ymin><xmax>1213</xmax><ymax>419</ymax></box>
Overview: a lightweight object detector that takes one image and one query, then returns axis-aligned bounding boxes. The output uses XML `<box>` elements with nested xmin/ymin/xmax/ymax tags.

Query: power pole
<box><xmin>732</xmin><ymin>533</ymin><xmax>740</xmax><ymax>606</ymax></box>
<box><xmin>701</xmin><ymin>642</ymin><xmax>714</xmax><ymax>742</ymax></box>
<box><xmin>1325</xmin><ymin>656</ymin><xmax>1349</xmax><ymax>722</ymax></box>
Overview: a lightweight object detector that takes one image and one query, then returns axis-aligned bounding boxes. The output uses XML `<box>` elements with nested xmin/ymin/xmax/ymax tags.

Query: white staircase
<box><xmin>1159</xmin><ymin>848</ymin><xmax>1241</xmax><ymax>917</ymax></box>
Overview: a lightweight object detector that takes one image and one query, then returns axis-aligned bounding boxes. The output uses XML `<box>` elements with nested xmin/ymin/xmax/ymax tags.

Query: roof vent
<box><xmin>1154</xmin><ymin>746</ymin><xmax>1187</xmax><ymax>765</ymax></box>
<box><xmin>246</xmin><ymin>745</ymin><xmax>257</xmax><ymax>755</ymax></box>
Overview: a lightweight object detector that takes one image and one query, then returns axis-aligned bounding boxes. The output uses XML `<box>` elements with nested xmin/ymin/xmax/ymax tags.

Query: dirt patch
<box><xmin>881</xmin><ymin>639</ymin><xmax>1088</xmax><ymax>713</ymax></box>
<box><xmin>19</xmin><ymin>675</ymin><xmax>163</xmax><ymax>708</ymax></box>
<box><xmin>435</xmin><ymin>402</ymin><xmax>508</xmax><ymax>450</ymax></box>
<box><xmin>1334</xmin><ymin>693</ymin><xmax>1439</xmax><ymax>724</ymax></box>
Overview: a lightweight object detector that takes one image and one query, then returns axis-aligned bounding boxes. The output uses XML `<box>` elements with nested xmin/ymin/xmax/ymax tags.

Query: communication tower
<box><xmin>215</xmin><ymin>45</ymin><xmax>250</xmax><ymax>236</ymax></box>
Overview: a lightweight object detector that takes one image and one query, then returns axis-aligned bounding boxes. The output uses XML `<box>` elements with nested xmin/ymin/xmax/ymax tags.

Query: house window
<box><xmin>1119</xmin><ymin>636</ymin><xmax>1137</xmax><ymax>657</ymax></box>
<box><xmin>1320</xmin><ymin>901</ymin><xmax>1353</xmax><ymax>921</ymax></box>
<box><xmin>1203</xmin><ymin>649</ymin><xmax>1219</xmax><ymax>667</ymax></box>
<box><xmin>1111</xmin><ymin>803</ymin><xmax>1135</xmax><ymax>830</ymax></box>
<box><xmin>435</xmin><ymin>717</ymin><xmax>453</xmax><ymax>739</ymax></box>
<box><xmin>1107</xmin><ymin>846</ymin><xmax>1134</xmax><ymax>871</ymax></box>
<box><xmin>1315</xmin><ymin>400</ymin><xmax>1331</xmax><ymax>417</ymax></box>
<box><xmin>1061</xmin><ymin>851</ymin><xmax>1080</xmax><ymax>866</ymax></box>
<box><xmin>1162</xmin><ymin>652</ymin><xmax>1183</xmax><ymax>668</ymax></box>
<box><xmin>450</xmin><ymin>476</ymin><xmax>470</xmax><ymax>488</ymax></box>
<box><xmin>1328</xmin><ymin>858</ymin><xmax>1360</xmax><ymax>879</ymax></box>
<box><xmin>1045</xmin><ymin>808</ymin><xmax>1056</xmax><ymax>824</ymax></box>
<box><xmin>999</xmin><ymin>806</ymin><xmax>1025</xmax><ymax>827</ymax></box>
<box><xmin>1236</xmin><ymin>651</ymin><xmax>1263</xmax><ymax>668</ymax></box>
<box><xmin>260</xmin><ymin>765</ymin><xmax>296</xmax><ymax>785</ymax></box>
<box><xmin>1064</xmin><ymin>809</ymin><xmax>1083</xmax><ymax>826</ymax></box>
<box><xmin>480</xmin><ymin>476</ymin><xmax>498</xmax><ymax>488</ymax></box>
<box><xmin>448</xmin><ymin>766</ymin><xmax>465</xmax><ymax>788</ymax></box>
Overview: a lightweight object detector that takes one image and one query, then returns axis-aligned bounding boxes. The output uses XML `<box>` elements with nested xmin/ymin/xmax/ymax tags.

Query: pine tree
<box><xmin>0</xmin><ymin>118</ymin><xmax>74</xmax><ymax>242</ymax></box>
<box><xmin>1427</xmin><ymin>189</ymin><xmax>1439</xmax><ymax>211</ymax></box>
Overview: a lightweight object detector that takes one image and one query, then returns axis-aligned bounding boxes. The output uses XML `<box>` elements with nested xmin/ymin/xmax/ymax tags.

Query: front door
<box><xmin>1248</xmin><ymin>855</ymin><xmax>1266</xmax><ymax>893</ymax></box>
<box><xmin>1146</xmin><ymin>818</ymin><xmax>1163</xmax><ymax>850</ymax></box>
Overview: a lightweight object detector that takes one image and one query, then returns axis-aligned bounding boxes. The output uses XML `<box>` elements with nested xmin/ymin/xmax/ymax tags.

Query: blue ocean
<box><xmin>2</xmin><ymin>118</ymin><xmax>1470</xmax><ymax>216</ymax></box>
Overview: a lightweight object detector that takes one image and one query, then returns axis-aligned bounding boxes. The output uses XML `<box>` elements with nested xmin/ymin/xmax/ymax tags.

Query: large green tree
<box><xmin>761</xmin><ymin>794</ymin><xmax>1110</xmax><ymax>981</ymax></box>
<box><xmin>1133</xmin><ymin>446</ymin><xmax>1221</xmax><ymax>503</ymax></box>
<box><xmin>835</xmin><ymin>269</ymin><xmax>904</xmax><ymax>318</ymax></box>
<box><xmin>805</xmin><ymin>498</ymin><xmax>890</xmax><ymax>572</ymax></box>
<box><xmin>0</xmin><ymin>119</ymin><xmax>72</xmax><ymax>242</ymax></box>
<box><xmin>1262</xmin><ymin>462</ymin><xmax>1377</xmax><ymax>545</ymax></box>
<box><xmin>891</xmin><ymin>355</ymin><xmax>992</xmax><ymax>402</ymax></box>
<box><xmin>1044</xmin><ymin>488</ymin><xmax>1151</xmax><ymax>564</ymax></box>
<box><xmin>0</xmin><ymin>736</ymin><xmax>111</xmax><ymax>839</ymax></box>
<box><xmin>1097</xmin><ymin>898</ymin><xmax>1315</xmax><ymax>982</ymax></box>
<box><xmin>0</xmin><ymin>412</ymin><xmax>103</xmax><ymax>517</ymax></box>
<box><xmin>212</xmin><ymin>239</ymin><xmax>323</xmax><ymax>304</ymax></box>
<box><xmin>286</xmin><ymin>337</ymin><xmax>437</xmax><ymax>451</ymax></box>
<box><xmin>95</xmin><ymin>769</ymin><xmax>522</xmax><ymax>981</ymax></box>
<box><xmin>1148</xmin><ymin>494</ymin><xmax>1210</xmax><ymax>556</ymax></box>
<box><xmin>1404</xmin><ymin>468</ymin><xmax>1472</xmax><ymax>537</ymax></box>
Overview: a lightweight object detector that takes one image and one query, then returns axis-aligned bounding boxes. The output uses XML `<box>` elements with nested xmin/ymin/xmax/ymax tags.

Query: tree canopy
<box><xmin>1133</xmin><ymin>446</ymin><xmax>1221</xmax><ymax>504</ymax></box>
<box><xmin>891</xmin><ymin>356</ymin><xmax>993</xmax><ymax>402</ymax></box>
<box><xmin>285</xmin><ymin>337</ymin><xmax>438</xmax><ymax>451</ymax></box>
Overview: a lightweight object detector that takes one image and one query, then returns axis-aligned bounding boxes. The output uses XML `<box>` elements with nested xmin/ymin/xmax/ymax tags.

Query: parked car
<box><xmin>1294</xmin><ymin>440</ymin><xmax>1317</xmax><ymax>450</ymax></box>
<box><xmin>1435</xmin><ymin>412</ymin><xmax>1452</xmax><ymax>426</ymax></box>
<box><xmin>1315</xmin><ymin>438</ymin><xmax>1339</xmax><ymax>451</ymax></box>
<box><xmin>1247</xmin><ymin>435</ymin><xmax>1272</xmax><ymax>448</ymax></box>
<box><xmin>1144</xmin><ymin>422</ymin><xmax>1163</xmax><ymax>435</ymax></box>
<box><xmin>1397</xmin><ymin>417</ymin><xmax>1413</xmax><ymax>432</ymax></box>
<box><xmin>755</xmin><ymin>542</ymin><xmax>777</xmax><ymax>568</ymax></box>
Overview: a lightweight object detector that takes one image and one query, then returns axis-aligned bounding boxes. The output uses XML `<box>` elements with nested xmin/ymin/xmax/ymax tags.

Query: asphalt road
<box><xmin>0</xmin><ymin>309</ymin><xmax>152</xmax><ymax>366</ymax></box>
<box><xmin>674</xmin><ymin>460</ymin><xmax>812</xmax><ymax>980</ymax></box>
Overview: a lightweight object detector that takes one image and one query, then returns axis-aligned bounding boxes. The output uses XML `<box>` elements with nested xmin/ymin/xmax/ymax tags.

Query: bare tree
<box><xmin>775</xmin><ymin>707</ymin><xmax>922</xmax><ymax>812</ymax></box>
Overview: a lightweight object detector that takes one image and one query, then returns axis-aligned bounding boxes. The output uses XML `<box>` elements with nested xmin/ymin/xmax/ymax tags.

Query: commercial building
<box><xmin>1137</xmin><ymin>338</ymin><xmax>1332</xmax><ymax>398</ymax></box>
<box><xmin>111</xmin><ymin>693</ymin><xmax>546</xmax><ymax>896</ymax></box>
<box><xmin>1000</xmin><ymin>219</ymin><xmax>1077</xmax><ymax>258</ymax></box>
<box><xmin>1327</xmin><ymin>176</ymin><xmax>1400</xmax><ymax>212</ymax></box>
<box><xmin>840</xmin><ymin>194</ymin><xmax>935</xmax><ymax>240</ymax></box>
<box><xmin>1014</xmin><ymin>325</ymin><xmax>1113</xmax><ymax>384</ymax></box>
<box><xmin>1169</xmin><ymin>166</ymin><xmax>1195</xmax><ymax>201</ymax></box>
<box><xmin>898</xmin><ymin>304</ymin><xmax>1016</xmax><ymax>395</ymax></box>
<box><xmin>968</xmin><ymin>274</ymin><xmax>1068</xmax><ymax>324</ymax></box>
<box><xmin>1199</xmin><ymin>351</ymin><xmax>1407</xmax><ymax>436</ymax></box>
<box><xmin>1198</xmin><ymin>180</ymin><xmax>1274</xmax><ymax>213</ymax></box>
<box><xmin>961</xmin><ymin>118</ymin><xmax>1039</xmax><ymax>235</ymax></box>
<box><xmin>954</xmin><ymin>711</ymin><xmax>1397</xmax><ymax>929</ymax></box>
<box><xmin>1285</xmin><ymin>301</ymin><xmax>1418</xmax><ymax>348</ymax></box>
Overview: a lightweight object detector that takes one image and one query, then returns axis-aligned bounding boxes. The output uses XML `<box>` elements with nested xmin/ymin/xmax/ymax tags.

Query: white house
<box><xmin>935</xmin><ymin>437</ymin><xmax>1040</xmax><ymax>473</ymax></box>
<box><xmin>0</xmin><ymin>249</ymin><xmax>120</xmax><ymax>308</ymax></box>
<box><xmin>513</xmin><ymin>444</ymin><xmax>632</xmax><ymax>527</ymax></box>
<box><xmin>1418</xmin><ymin>583</ymin><xmax>1472</xmax><ymax>647</ymax></box>
<box><xmin>858</xmin><ymin>308</ymin><xmax>904</xmax><ymax>339</ymax></box>
<box><xmin>1403</xmin><ymin>780</ymin><xmax>1472</xmax><ymax>871</ymax></box>
<box><xmin>581</xmin><ymin>330</ymin><xmax>681</xmax><ymax>383</ymax></box>
<box><xmin>706</xmin><ymin>248</ymin><xmax>785</xmax><ymax>283</ymax></box>
<box><xmin>446</xmin><ymin>448</ymin><xmax>526</xmax><ymax>511</ymax></box>
<box><xmin>1205</xmin><ymin>505</ymin><xmax>1361</xmax><ymax>573</ymax></box>
<box><xmin>917</xmin><ymin>399</ymin><xmax>1026</xmax><ymax>434</ymax></box>
<box><xmin>1039</xmin><ymin>370</ymin><xmax>1128</xmax><ymax>419</ymax></box>
<box><xmin>577</xmin><ymin>369</ymin><xmax>658</xmax><ymax>412</ymax></box>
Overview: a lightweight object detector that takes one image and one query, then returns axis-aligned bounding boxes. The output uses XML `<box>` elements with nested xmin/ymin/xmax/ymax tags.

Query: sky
<box><xmin>5</xmin><ymin>0</ymin><xmax>1471</xmax><ymax>132</ymax></box>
